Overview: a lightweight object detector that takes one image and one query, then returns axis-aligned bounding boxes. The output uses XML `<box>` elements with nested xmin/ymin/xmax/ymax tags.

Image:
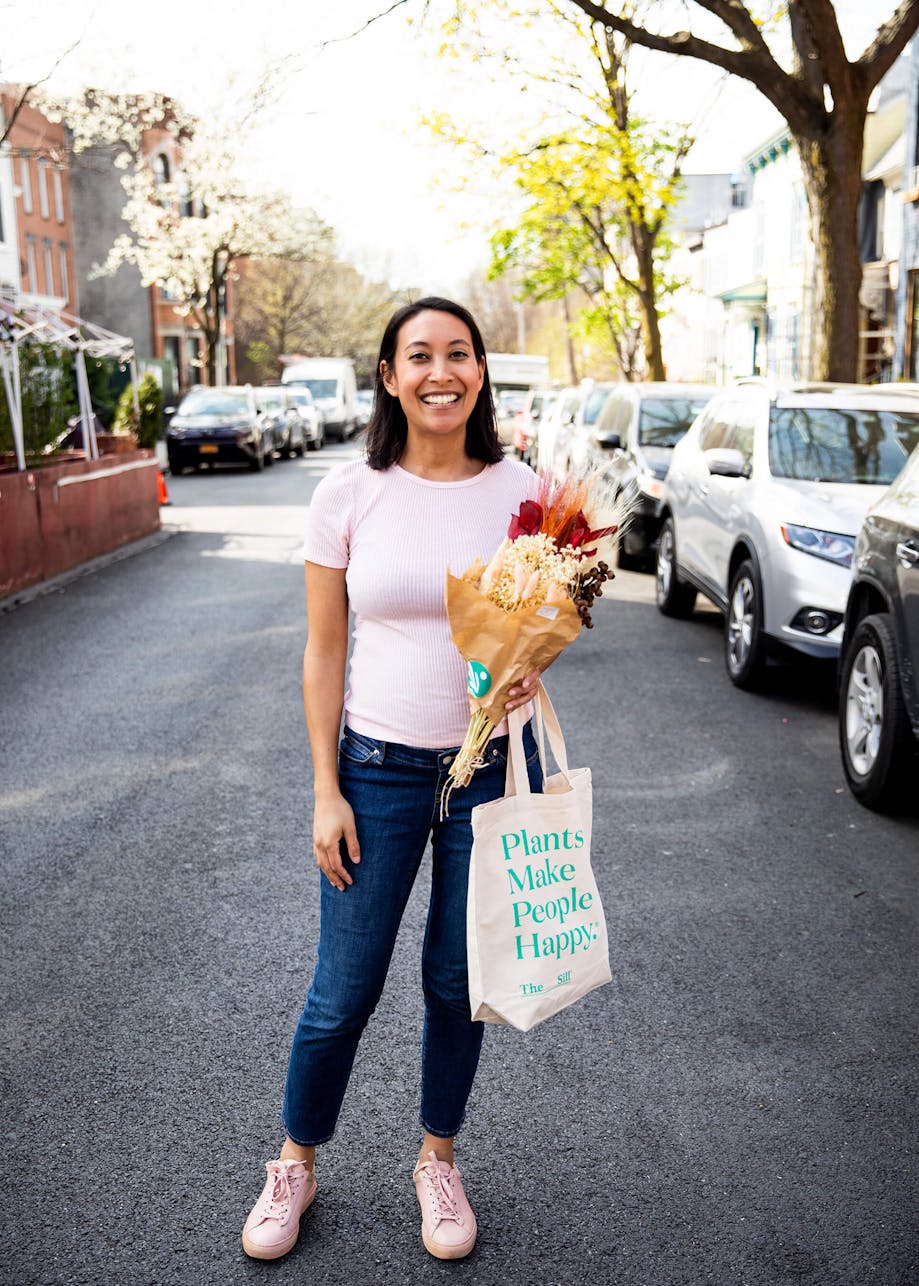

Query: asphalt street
<box><xmin>1</xmin><ymin>440</ymin><xmax>917</xmax><ymax>1286</ymax></box>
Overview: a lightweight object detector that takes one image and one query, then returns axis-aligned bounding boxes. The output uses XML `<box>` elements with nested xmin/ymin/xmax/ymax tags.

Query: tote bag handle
<box><xmin>506</xmin><ymin>682</ymin><xmax>572</xmax><ymax>800</ymax></box>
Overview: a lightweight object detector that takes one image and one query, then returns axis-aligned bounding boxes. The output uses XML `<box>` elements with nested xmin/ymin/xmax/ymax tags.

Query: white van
<box><xmin>281</xmin><ymin>357</ymin><xmax>359</xmax><ymax>442</ymax></box>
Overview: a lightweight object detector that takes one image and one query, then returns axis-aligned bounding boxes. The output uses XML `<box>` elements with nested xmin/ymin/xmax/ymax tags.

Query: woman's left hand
<box><xmin>505</xmin><ymin>669</ymin><xmax>541</xmax><ymax>712</ymax></box>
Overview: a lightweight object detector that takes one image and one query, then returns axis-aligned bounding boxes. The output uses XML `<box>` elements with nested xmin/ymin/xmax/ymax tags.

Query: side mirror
<box><xmin>705</xmin><ymin>447</ymin><xmax>748</xmax><ymax>478</ymax></box>
<box><xmin>593</xmin><ymin>430</ymin><xmax>621</xmax><ymax>450</ymax></box>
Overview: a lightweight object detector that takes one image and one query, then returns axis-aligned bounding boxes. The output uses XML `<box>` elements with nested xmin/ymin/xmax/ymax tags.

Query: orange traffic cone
<box><xmin>157</xmin><ymin>470</ymin><xmax>171</xmax><ymax>505</ymax></box>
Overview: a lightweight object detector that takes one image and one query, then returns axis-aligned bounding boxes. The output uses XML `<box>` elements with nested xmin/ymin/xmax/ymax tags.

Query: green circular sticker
<box><xmin>467</xmin><ymin>660</ymin><xmax>492</xmax><ymax>697</ymax></box>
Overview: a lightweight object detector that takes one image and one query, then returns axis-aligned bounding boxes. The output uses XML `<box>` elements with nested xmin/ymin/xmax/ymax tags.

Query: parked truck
<box><xmin>281</xmin><ymin>357</ymin><xmax>359</xmax><ymax>442</ymax></box>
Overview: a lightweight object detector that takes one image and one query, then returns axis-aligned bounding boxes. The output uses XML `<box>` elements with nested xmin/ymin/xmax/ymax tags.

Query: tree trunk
<box><xmin>795</xmin><ymin>102</ymin><xmax>867</xmax><ymax>382</ymax></box>
<box><xmin>631</xmin><ymin>232</ymin><xmax>665</xmax><ymax>380</ymax></box>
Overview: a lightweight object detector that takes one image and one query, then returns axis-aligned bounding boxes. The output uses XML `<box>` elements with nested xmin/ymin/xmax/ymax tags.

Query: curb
<box><xmin>0</xmin><ymin>528</ymin><xmax>176</xmax><ymax>615</ymax></box>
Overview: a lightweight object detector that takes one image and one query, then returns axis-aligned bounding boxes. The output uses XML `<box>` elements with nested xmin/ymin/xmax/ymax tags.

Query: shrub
<box><xmin>112</xmin><ymin>372</ymin><xmax>163</xmax><ymax>448</ymax></box>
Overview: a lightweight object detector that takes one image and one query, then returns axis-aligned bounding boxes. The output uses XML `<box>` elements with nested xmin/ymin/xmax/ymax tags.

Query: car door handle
<box><xmin>896</xmin><ymin>540</ymin><xmax>919</xmax><ymax>567</ymax></box>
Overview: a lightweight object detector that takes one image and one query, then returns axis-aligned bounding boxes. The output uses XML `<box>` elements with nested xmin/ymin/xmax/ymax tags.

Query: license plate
<box><xmin>199</xmin><ymin>444</ymin><xmax>219</xmax><ymax>454</ymax></box>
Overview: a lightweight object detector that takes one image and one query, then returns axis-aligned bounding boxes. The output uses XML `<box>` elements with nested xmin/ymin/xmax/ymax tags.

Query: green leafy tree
<box><xmin>427</xmin><ymin>3</ymin><xmax>690</xmax><ymax>379</ymax></box>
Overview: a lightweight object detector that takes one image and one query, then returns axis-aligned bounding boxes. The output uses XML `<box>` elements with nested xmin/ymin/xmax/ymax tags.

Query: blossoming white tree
<box><xmin>42</xmin><ymin>87</ymin><xmax>325</xmax><ymax>385</ymax></box>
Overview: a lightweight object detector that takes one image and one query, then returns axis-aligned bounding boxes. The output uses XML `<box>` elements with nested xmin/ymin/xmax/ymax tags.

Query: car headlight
<box><xmin>636</xmin><ymin>470</ymin><xmax>665</xmax><ymax>501</ymax></box>
<box><xmin>781</xmin><ymin>524</ymin><xmax>855</xmax><ymax>568</ymax></box>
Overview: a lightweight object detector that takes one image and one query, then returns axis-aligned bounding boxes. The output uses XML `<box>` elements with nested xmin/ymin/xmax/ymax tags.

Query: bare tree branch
<box><xmin>0</xmin><ymin>31</ymin><xmax>83</xmax><ymax>148</ymax></box>
<box><xmin>320</xmin><ymin>0</ymin><xmax>413</xmax><ymax>47</ymax></box>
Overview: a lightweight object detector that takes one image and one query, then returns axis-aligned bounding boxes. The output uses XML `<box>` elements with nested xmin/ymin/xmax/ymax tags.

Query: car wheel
<box><xmin>725</xmin><ymin>558</ymin><xmax>767</xmax><ymax>689</ymax></box>
<box><xmin>656</xmin><ymin>518</ymin><xmax>697</xmax><ymax>618</ymax></box>
<box><xmin>264</xmin><ymin>442</ymin><xmax>275</xmax><ymax>467</ymax></box>
<box><xmin>249</xmin><ymin>445</ymin><xmax>265</xmax><ymax>472</ymax></box>
<box><xmin>839</xmin><ymin>613</ymin><xmax>917</xmax><ymax>811</ymax></box>
<box><xmin>168</xmin><ymin>455</ymin><xmax>184</xmax><ymax>477</ymax></box>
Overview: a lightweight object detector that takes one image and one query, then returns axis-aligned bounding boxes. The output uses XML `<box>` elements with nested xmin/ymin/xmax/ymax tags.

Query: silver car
<box><xmin>287</xmin><ymin>388</ymin><xmax>325</xmax><ymax>452</ymax></box>
<box><xmin>656</xmin><ymin>380</ymin><xmax>919</xmax><ymax>688</ymax></box>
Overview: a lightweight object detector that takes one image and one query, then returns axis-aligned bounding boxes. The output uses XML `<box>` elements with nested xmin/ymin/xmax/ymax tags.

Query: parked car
<box><xmin>166</xmin><ymin>385</ymin><xmax>274</xmax><ymax>473</ymax></box>
<box><xmin>536</xmin><ymin>382</ymin><xmax>612</xmax><ymax>476</ymax></box>
<box><xmin>569</xmin><ymin>381</ymin><xmax>717</xmax><ymax>569</ymax></box>
<box><xmin>287</xmin><ymin>387</ymin><xmax>325</xmax><ymax>452</ymax></box>
<box><xmin>552</xmin><ymin>382</ymin><xmax>616</xmax><ymax>476</ymax></box>
<box><xmin>495</xmin><ymin>389</ymin><xmax>529</xmax><ymax>447</ymax></box>
<box><xmin>281</xmin><ymin>357</ymin><xmax>359</xmax><ymax>442</ymax></box>
<box><xmin>838</xmin><ymin>442</ymin><xmax>919</xmax><ymax>811</ymax></box>
<box><xmin>513</xmin><ymin>387</ymin><xmax>558</xmax><ymax>465</ymax></box>
<box><xmin>655</xmin><ymin>380</ymin><xmax>919</xmax><ymax>688</ymax></box>
<box><xmin>254</xmin><ymin>386</ymin><xmax>299</xmax><ymax>459</ymax></box>
<box><xmin>354</xmin><ymin>388</ymin><xmax>374</xmax><ymax>430</ymax></box>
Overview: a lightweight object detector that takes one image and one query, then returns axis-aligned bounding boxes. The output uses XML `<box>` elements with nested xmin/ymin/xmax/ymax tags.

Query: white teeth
<box><xmin>422</xmin><ymin>394</ymin><xmax>460</xmax><ymax>405</ymax></box>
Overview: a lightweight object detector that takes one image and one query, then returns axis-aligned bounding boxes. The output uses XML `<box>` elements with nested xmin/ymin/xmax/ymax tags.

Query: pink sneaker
<box><xmin>412</xmin><ymin>1151</ymin><xmax>477</xmax><ymax>1260</ymax></box>
<box><xmin>242</xmin><ymin>1158</ymin><xmax>317</xmax><ymax>1260</ymax></box>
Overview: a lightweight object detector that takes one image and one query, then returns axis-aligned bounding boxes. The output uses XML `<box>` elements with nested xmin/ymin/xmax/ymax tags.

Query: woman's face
<box><xmin>381</xmin><ymin>309</ymin><xmax>485</xmax><ymax>445</ymax></box>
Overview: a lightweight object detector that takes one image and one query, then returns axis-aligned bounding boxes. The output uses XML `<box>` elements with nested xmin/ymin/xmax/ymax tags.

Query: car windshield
<box><xmin>289</xmin><ymin>378</ymin><xmax>338</xmax><ymax>399</ymax></box>
<box><xmin>583</xmin><ymin>387</ymin><xmax>612</xmax><ymax>426</ymax></box>
<box><xmin>769</xmin><ymin>407</ymin><xmax>919</xmax><ymax>484</ymax></box>
<box><xmin>638</xmin><ymin>396</ymin><xmax>712</xmax><ymax>447</ymax></box>
<box><xmin>258</xmin><ymin>393</ymin><xmax>283</xmax><ymax>410</ymax></box>
<box><xmin>179</xmin><ymin>390</ymin><xmax>251</xmax><ymax>416</ymax></box>
<box><xmin>289</xmin><ymin>391</ymin><xmax>313</xmax><ymax>406</ymax></box>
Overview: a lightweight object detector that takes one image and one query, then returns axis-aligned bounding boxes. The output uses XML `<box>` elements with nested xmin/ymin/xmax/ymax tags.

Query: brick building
<box><xmin>0</xmin><ymin>88</ymin><xmax>78</xmax><ymax>313</ymax></box>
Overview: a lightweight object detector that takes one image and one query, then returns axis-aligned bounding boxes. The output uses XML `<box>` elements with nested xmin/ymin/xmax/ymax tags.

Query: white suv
<box><xmin>655</xmin><ymin>380</ymin><xmax>919</xmax><ymax>688</ymax></box>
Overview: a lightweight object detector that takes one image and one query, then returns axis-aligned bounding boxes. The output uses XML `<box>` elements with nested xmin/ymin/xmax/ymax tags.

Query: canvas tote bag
<box><xmin>466</xmin><ymin>684</ymin><xmax>611</xmax><ymax>1031</ymax></box>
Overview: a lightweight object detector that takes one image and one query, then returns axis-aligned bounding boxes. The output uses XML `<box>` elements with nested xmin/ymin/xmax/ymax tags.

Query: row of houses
<box><xmin>0</xmin><ymin>88</ymin><xmax>237</xmax><ymax>399</ymax></box>
<box><xmin>663</xmin><ymin>44</ymin><xmax>919</xmax><ymax>387</ymax></box>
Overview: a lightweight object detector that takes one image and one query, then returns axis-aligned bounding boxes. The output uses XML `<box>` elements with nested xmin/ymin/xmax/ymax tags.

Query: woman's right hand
<box><xmin>312</xmin><ymin>791</ymin><xmax>361</xmax><ymax>891</ymax></box>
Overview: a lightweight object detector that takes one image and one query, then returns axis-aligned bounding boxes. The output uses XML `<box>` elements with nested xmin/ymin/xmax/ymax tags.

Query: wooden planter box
<box><xmin>0</xmin><ymin>450</ymin><xmax>161</xmax><ymax>600</ymax></box>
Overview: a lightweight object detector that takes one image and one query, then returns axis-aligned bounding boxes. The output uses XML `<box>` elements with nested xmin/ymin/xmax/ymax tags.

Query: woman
<box><xmin>242</xmin><ymin>297</ymin><xmax>542</xmax><ymax>1263</ymax></box>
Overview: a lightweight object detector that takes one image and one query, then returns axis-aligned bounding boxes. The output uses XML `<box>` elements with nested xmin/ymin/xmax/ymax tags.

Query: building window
<box><xmin>185</xmin><ymin>335</ymin><xmax>201</xmax><ymax>381</ymax></box>
<box><xmin>53</xmin><ymin>167</ymin><xmax>64</xmax><ymax>223</ymax></box>
<box><xmin>908</xmin><ymin>271</ymin><xmax>919</xmax><ymax>382</ymax></box>
<box><xmin>178</xmin><ymin>174</ymin><xmax>193</xmax><ymax>218</ymax></box>
<box><xmin>25</xmin><ymin>236</ymin><xmax>38</xmax><ymax>292</ymax></box>
<box><xmin>37</xmin><ymin>159</ymin><xmax>49</xmax><ymax>219</ymax></box>
<box><xmin>58</xmin><ymin>244</ymin><xmax>70</xmax><ymax>304</ymax></box>
<box><xmin>162</xmin><ymin>335</ymin><xmax>181</xmax><ymax>395</ymax></box>
<box><xmin>152</xmin><ymin>153</ymin><xmax>171</xmax><ymax>206</ymax></box>
<box><xmin>43</xmin><ymin>239</ymin><xmax>54</xmax><ymax>295</ymax></box>
<box><xmin>20</xmin><ymin>155</ymin><xmax>32</xmax><ymax>214</ymax></box>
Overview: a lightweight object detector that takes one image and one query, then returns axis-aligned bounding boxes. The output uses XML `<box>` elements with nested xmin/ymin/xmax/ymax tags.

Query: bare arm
<box><xmin>303</xmin><ymin>562</ymin><xmax>360</xmax><ymax>891</ymax></box>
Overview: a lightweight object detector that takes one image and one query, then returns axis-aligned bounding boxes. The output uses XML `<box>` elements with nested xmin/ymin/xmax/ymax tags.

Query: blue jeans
<box><xmin>282</xmin><ymin>721</ymin><xmax>542</xmax><ymax>1145</ymax></box>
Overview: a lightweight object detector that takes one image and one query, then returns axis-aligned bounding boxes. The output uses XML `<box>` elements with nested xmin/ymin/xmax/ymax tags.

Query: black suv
<box><xmin>838</xmin><ymin>443</ymin><xmax>919</xmax><ymax>811</ymax></box>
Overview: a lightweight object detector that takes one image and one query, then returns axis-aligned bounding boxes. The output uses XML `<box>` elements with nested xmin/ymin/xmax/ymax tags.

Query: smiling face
<box><xmin>380</xmin><ymin>309</ymin><xmax>485</xmax><ymax>446</ymax></box>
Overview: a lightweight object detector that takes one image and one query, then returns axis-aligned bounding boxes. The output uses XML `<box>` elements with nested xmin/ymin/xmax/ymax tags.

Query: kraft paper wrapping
<box><xmin>446</xmin><ymin>573</ymin><xmax>582</xmax><ymax>725</ymax></box>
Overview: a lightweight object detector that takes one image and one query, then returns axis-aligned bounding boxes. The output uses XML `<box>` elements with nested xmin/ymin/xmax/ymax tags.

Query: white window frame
<box><xmin>53</xmin><ymin>167</ymin><xmax>64</xmax><ymax>223</ymax></box>
<box><xmin>58</xmin><ymin>243</ymin><xmax>70</xmax><ymax>303</ymax></box>
<box><xmin>26</xmin><ymin>236</ymin><xmax>38</xmax><ymax>292</ymax></box>
<box><xmin>43</xmin><ymin>239</ymin><xmax>55</xmax><ymax>295</ymax></box>
<box><xmin>20</xmin><ymin>155</ymin><xmax>32</xmax><ymax>214</ymax></box>
<box><xmin>37</xmin><ymin>159</ymin><xmax>49</xmax><ymax>219</ymax></box>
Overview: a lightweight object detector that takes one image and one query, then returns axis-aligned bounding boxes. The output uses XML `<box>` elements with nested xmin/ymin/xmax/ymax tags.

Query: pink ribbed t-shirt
<box><xmin>303</xmin><ymin>457</ymin><xmax>539</xmax><ymax>748</ymax></box>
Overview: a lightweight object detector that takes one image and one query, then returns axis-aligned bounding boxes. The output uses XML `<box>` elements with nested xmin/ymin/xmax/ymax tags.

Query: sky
<box><xmin>0</xmin><ymin>0</ymin><xmax>893</xmax><ymax>293</ymax></box>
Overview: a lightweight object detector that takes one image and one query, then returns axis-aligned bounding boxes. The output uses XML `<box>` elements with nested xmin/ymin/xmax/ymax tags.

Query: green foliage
<box><xmin>0</xmin><ymin>343</ymin><xmax>79</xmax><ymax>459</ymax></box>
<box><xmin>111</xmin><ymin>372</ymin><xmax>164</xmax><ymax>448</ymax></box>
<box><xmin>86</xmin><ymin>357</ymin><xmax>130</xmax><ymax>429</ymax></box>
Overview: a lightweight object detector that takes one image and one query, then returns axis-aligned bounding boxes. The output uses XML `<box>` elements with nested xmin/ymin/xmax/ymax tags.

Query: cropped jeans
<box><xmin>282</xmin><ymin>721</ymin><xmax>542</xmax><ymax>1146</ymax></box>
